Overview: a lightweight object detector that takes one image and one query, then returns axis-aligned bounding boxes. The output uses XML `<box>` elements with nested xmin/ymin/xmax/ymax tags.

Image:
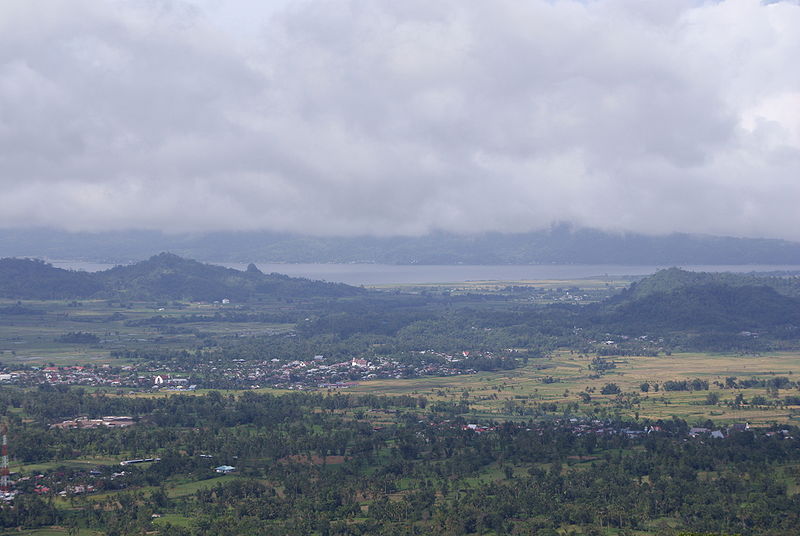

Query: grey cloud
<box><xmin>0</xmin><ymin>0</ymin><xmax>799</xmax><ymax>239</ymax></box>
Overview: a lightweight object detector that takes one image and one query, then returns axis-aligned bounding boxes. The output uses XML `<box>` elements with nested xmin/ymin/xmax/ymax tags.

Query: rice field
<box><xmin>347</xmin><ymin>350</ymin><xmax>800</xmax><ymax>425</ymax></box>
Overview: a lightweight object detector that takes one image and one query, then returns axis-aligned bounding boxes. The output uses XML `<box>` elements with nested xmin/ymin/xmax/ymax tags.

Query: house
<box><xmin>120</xmin><ymin>458</ymin><xmax>160</xmax><ymax>466</ymax></box>
<box><xmin>103</xmin><ymin>416</ymin><xmax>135</xmax><ymax>428</ymax></box>
<box><xmin>167</xmin><ymin>378</ymin><xmax>188</xmax><ymax>385</ymax></box>
<box><xmin>215</xmin><ymin>465</ymin><xmax>236</xmax><ymax>474</ymax></box>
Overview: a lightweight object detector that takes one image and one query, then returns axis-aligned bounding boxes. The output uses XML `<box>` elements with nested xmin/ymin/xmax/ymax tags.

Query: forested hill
<box><xmin>0</xmin><ymin>254</ymin><xmax>364</xmax><ymax>301</ymax></box>
<box><xmin>0</xmin><ymin>258</ymin><xmax>104</xmax><ymax>299</ymax></box>
<box><xmin>599</xmin><ymin>268</ymin><xmax>800</xmax><ymax>335</ymax></box>
<box><xmin>617</xmin><ymin>267</ymin><xmax>800</xmax><ymax>300</ymax></box>
<box><xmin>608</xmin><ymin>283</ymin><xmax>800</xmax><ymax>331</ymax></box>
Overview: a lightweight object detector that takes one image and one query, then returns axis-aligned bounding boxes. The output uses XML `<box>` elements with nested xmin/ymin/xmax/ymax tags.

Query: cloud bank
<box><xmin>0</xmin><ymin>0</ymin><xmax>799</xmax><ymax>238</ymax></box>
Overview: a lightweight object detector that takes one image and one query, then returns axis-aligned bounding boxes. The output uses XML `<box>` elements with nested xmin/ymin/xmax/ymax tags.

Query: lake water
<box><xmin>48</xmin><ymin>260</ymin><xmax>800</xmax><ymax>286</ymax></box>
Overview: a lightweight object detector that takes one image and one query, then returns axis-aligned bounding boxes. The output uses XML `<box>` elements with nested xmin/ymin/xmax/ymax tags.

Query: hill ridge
<box><xmin>0</xmin><ymin>253</ymin><xmax>363</xmax><ymax>301</ymax></box>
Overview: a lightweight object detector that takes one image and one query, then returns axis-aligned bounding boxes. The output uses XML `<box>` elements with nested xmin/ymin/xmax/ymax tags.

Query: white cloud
<box><xmin>0</xmin><ymin>0</ymin><xmax>799</xmax><ymax>239</ymax></box>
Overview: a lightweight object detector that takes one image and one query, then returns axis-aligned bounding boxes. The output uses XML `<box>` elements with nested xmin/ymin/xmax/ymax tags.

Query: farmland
<box><xmin>347</xmin><ymin>351</ymin><xmax>800</xmax><ymax>425</ymax></box>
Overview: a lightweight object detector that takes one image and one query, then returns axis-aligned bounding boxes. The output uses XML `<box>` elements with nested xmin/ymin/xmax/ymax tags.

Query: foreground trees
<box><xmin>1</xmin><ymin>387</ymin><xmax>798</xmax><ymax>535</ymax></box>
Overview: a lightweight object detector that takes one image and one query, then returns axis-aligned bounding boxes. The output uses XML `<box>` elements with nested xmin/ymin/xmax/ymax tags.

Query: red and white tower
<box><xmin>0</xmin><ymin>424</ymin><xmax>9</xmax><ymax>494</ymax></box>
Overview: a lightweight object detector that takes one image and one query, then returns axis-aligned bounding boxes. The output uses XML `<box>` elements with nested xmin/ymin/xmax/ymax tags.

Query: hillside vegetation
<box><xmin>581</xmin><ymin>268</ymin><xmax>800</xmax><ymax>350</ymax></box>
<box><xmin>619</xmin><ymin>266</ymin><xmax>800</xmax><ymax>299</ymax></box>
<box><xmin>0</xmin><ymin>253</ymin><xmax>362</xmax><ymax>301</ymax></box>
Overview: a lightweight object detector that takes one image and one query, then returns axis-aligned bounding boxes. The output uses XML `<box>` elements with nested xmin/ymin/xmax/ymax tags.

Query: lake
<box><xmin>48</xmin><ymin>260</ymin><xmax>800</xmax><ymax>286</ymax></box>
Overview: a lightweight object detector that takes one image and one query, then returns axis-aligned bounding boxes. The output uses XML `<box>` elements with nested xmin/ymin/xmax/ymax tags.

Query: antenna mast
<box><xmin>0</xmin><ymin>423</ymin><xmax>9</xmax><ymax>494</ymax></box>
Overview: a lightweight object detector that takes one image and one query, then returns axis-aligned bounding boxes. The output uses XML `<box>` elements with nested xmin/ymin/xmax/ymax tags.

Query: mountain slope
<box><xmin>0</xmin><ymin>258</ymin><xmax>103</xmax><ymax>299</ymax></box>
<box><xmin>598</xmin><ymin>269</ymin><xmax>800</xmax><ymax>334</ymax></box>
<box><xmin>617</xmin><ymin>267</ymin><xmax>800</xmax><ymax>300</ymax></box>
<box><xmin>0</xmin><ymin>254</ymin><xmax>364</xmax><ymax>301</ymax></box>
<box><xmin>610</xmin><ymin>283</ymin><xmax>800</xmax><ymax>331</ymax></box>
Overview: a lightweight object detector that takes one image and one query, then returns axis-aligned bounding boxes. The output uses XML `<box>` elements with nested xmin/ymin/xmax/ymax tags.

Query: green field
<box><xmin>12</xmin><ymin>456</ymin><xmax>121</xmax><ymax>474</ymax></box>
<box><xmin>346</xmin><ymin>350</ymin><xmax>800</xmax><ymax>425</ymax></box>
<box><xmin>165</xmin><ymin>474</ymin><xmax>240</xmax><ymax>497</ymax></box>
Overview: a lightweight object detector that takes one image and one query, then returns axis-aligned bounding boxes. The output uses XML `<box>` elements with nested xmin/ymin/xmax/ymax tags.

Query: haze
<box><xmin>1</xmin><ymin>0</ymin><xmax>799</xmax><ymax>239</ymax></box>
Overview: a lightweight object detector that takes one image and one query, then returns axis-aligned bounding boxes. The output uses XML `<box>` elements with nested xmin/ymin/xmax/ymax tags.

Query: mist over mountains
<box><xmin>2</xmin><ymin>226</ymin><xmax>800</xmax><ymax>265</ymax></box>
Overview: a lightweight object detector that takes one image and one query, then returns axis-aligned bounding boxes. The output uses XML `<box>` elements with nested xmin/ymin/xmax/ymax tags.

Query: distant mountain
<box><xmin>2</xmin><ymin>225</ymin><xmax>800</xmax><ymax>265</ymax></box>
<box><xmin>0</xmin><ymin>254</ymin><xmax>363</xmax><ymax>301</ymax></box>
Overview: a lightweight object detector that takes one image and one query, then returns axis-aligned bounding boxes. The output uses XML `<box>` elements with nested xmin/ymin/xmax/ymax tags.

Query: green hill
<box><xmin>610</xmin><ymin>283</ymin><xmax>800</xmax><ymax>331</ymax></box>
<box><xmin>0</xmin><ymin>257</ymin><xmax>103</xmax><ymax>299</ymax></box>
<box><xmin>0</xmin><ymin>254</ymin><xmax>364</xmax><ymax>301</ymax></box>
<box><xmin>619</xmin><ymin>267</ymin><xmax>800</xmax><ymax>300</ymax></box>
<box><xmin>594</xmin><ymin>269</ymin><xmax>800</xmax><ymax>344</ymax></box>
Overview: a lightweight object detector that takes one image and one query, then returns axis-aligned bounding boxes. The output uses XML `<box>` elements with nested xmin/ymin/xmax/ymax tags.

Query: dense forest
<box><xmin>0</xmin><ymin>387</ymin><xmax>797</xmax><ymax>535</ymax></box>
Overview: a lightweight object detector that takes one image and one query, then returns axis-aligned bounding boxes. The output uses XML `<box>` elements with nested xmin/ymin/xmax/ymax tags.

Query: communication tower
<box><xmin>0</xmin><ymin>423</ymin><xmax>9</xmax><ymax>494</ymax></box>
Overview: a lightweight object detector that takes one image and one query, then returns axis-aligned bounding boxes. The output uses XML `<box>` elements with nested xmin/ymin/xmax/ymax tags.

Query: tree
<box><xmin>601</xmin><ymin>383</ymin><xmax>621</xmax><ymax>395</ymax></box>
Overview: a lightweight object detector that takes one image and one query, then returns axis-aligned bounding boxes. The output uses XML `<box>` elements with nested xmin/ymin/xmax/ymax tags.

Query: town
<box><xmin>0</xmin><ymin>351</ymin><xmax>485</xmax><ymax>391</ymax></box>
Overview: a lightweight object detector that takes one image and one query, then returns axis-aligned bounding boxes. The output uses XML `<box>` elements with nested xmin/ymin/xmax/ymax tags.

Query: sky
<box><xmin>0</xmin><ymin>0</ymin><xmax>799</xmax><ymax>239</ymax></box>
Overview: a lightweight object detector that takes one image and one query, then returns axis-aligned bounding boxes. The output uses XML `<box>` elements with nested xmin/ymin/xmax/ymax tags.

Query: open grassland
<box><xmin>347</xmin><ymin>351</ymin><xmax>800</xmax><ymax>425</ymax></box>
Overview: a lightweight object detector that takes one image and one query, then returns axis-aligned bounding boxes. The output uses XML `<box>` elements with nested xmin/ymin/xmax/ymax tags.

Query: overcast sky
<box><xmin>1</xmin><ymin>0</ymin><xmax>799</xmax><ymax>238</ymax></box>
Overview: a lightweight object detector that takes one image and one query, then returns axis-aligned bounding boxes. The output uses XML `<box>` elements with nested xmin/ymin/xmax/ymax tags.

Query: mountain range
<box><xmin>3</xmin><ymin>225</ymin><xmax>800</xmax><ymax>265</ymax></box>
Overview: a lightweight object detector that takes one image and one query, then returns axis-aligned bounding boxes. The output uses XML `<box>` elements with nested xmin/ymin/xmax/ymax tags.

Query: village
<box><xmin>0</xmin><ymin>351</ymin><xmax>481</xmax><ymax>391</ymax></box>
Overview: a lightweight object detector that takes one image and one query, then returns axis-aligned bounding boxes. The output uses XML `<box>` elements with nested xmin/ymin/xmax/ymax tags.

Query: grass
<box><xmin>152</xmin><ymin>513</ymin><xmax>194</xmax><ymax>528</ymax></box>
<box><xmin>165</xmin><ymin>474</ymin><xmax>240</xmax><ymax>497</ymax></box>
<box><xmin>13</xmin><ymin>456</ymin><xmax>121</xmax><ymax>474</ymax></box>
